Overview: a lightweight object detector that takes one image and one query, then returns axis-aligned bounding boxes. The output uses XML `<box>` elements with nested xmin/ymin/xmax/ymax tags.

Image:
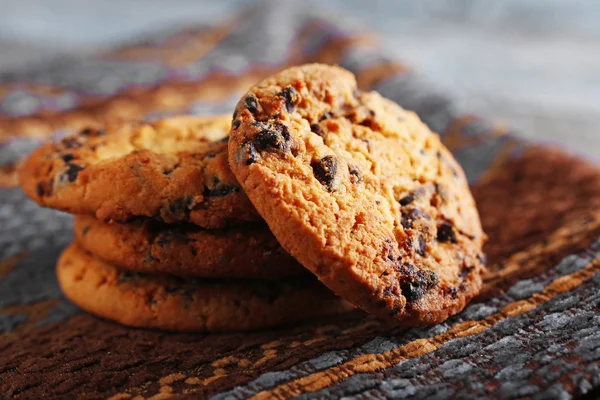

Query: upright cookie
<box><xmin>74</xmin><ymin>214</ymin><xmax>307</xmax><ymax>279</ymax></box>
<box><xmin>228</xmin><ymin>64</ymin><xmax>486</xmax><ymax>325</ymax></box>
<box><xmin>57</xmin><ymin>243</ymin><xmax>353</xmax><ymax>332</ymax></box>
<box><xmin>20</xmin><ymin>115</ymin><xmax>259</xmax><ymax>228</ymax></box>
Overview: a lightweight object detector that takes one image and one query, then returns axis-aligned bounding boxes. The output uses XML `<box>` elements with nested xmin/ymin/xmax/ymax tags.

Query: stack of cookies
<box><xmin>19</xmin><ymin>115</ymin><xmax>353</xmax><ymax>332</ymax></box>
<box><xmin>19</xmin><ymin>64</ymin><xmax>486</xmax><ymax>331</ymax></box>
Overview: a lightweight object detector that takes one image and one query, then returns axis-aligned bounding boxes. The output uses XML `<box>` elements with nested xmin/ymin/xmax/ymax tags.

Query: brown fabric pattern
<box><xmin>1</xmin><ymin>3</ymin><xmax>599</xmax><ymax>399</ymax></box>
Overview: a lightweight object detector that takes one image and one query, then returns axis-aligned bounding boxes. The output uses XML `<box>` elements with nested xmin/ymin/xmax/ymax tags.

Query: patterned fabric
<box><xmin>1</xmin><ymin>2</ymin><xmax>599</xmax><ymax>399</ymax></box>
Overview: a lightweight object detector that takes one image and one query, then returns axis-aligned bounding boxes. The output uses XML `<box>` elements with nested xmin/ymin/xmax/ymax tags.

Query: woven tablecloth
<box><xmin>1</xmin><ymin>2</ymin><xmax>599</xmax><ymax>399</ymax></box>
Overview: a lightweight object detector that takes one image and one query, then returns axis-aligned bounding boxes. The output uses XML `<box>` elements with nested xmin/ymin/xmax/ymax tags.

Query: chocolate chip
<box><xmin>254</xmin><ymin>123</ymin><xmax>291</xmax><ymax>153</ymax></box>
<box><xmin>348</xmin><ymin>165</ymin><xmax>362</xmax><ymax>183</ymax></box>
<box><xmin>401</xmin><ymin>208</ymin><xmax>429</xmax><ymax>229</ymax></box>
<box><xmin>448</xmin><ymin>287</ymin><xmax>459</xmax><ymax>298</ymax></box>
<box><xmin>166</xmin><ymin>197</ymin><xmax>193</xmax><ymax>220</ymax></box>
<box><xmin>311</xmin><ymin>155</ymin><xmax>339</xmax><ymax>192</ymax></box>
<box><xmin>232</xmin><ymin>110</ymin><xmax>238</xmax><ymax>120</ymax></box>
<box><xmin>477</xmin><ymin>254</ymin><xmax>487</xmax><ymax>265</ymax></box>
<box><xmin>60</xmin><ymin>153</ymin><xmax>75</xmax><ymax>162</ymax></box>
<box><xmin>382</xmin><ymin>238</ymin><xmax>397</xmax><ymax>262</ymax></box>
<box><xmin>279</xmin><ymin>86</ymin><xmax>299</xmax><ymax>113</ymax></box>
<box><xmin>80</xmin><ymin>128</ymin><xmax>104</xmax><ymax>136</ymax></box>
<box><xmin>400</xmin><ymin>269</ymin><xmax>439</xmax><ymax>302</ymax></box>
<box><xmin>64</xmin><ymin>164</ymin><xmax>84</xmax><ymax>182</ymax></box>
<box><xmin>310</xmin><ymin>123</ymin><xmax>324</xmax><ymax>137</ymax></box>
<box><xmin>319</xmin><ymin>112</ymin><xmax>333</xmax><ymax>122</ymax></box>
<box><xmin>81</xmin><ymin>226</ymin><xmax>90</xmax><ymax>236</ymax></box>
<box><xmin>62</xmin><ymin>137</ymin><xmax>81</xmax><ymax>149</ymax></box>
<box><xmin>156</xmin><ymin>229</ymin><xmax>194</xmax><ymax>248</ymax></box>
<box><xmin>203</xmin><ymin>184</ymin><xmax>239</xmax><ymax>198</ymax></box>
<box><xmin>460</xmin><ymin>266</ymin><xmax>474</xmax><ymax>280</ymax></box>
<box><xmin>36</xmin><ymin>182</ymin><xmax>48</xmax><ymax>197</ymax></box>
<box><xmin>437</xmin><ymin>222</ymin><xmax>457</xmax><ymax>243</ymax></box>
<box><xmin>399</xmin><ymin>193</ymin><xmax>415</xmax><ymax>206</ymax></box>
<box><xmin>238</xmin><ymin>141</ymin><xmax>259</xmax><ymax>165</ymax></box>
<box><xmin>232</xmin><ymin>119</ymin><xmax>241</xmax><ymax>129</ymax></box>
<box><xmin>244</xmin><ymin>95</ymin><xmax>259</xmax><ymax>113</ymax></box>
<box><xmin>416</xmin><ymin>235</ymin><xmax>426</xmax><ymax>256</ymax></box>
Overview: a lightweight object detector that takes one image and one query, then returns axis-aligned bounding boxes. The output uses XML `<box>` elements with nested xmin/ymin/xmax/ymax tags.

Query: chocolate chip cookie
<box><xmin>19</xmin><ymin>115</ymin><xmax>259</xmax><ymax>228</ymax></box>
<box><xmin>228</xmin><ymin>64</ymin><xmax>486</xmax><ymax>325</ymax></box>
<box><xmin>74</xmin><ymin>214</ymin><xmax>307</xmax><ymax>279</ymax></box>
<box><xmin>57</xmin><ymin>243</ymin><xmax>353</xmax><ymax>332</ymax></box>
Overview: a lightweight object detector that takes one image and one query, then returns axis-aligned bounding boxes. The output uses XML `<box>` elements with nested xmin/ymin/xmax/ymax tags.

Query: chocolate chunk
<box><xmin>62</xmin><ymin>137</ymin><xmax>81</xmax><ymax>149</ymax></box>
<box><xmin>460</xmin><ymin>266</ymin><xmax>474</xmax><ymax>280</ymax></box>
<box><xmin>381</xmin><ymin>238</ymin><xmax>397</xmax><ymax>262</ymax></box>
<box><xmin>157</xmin><ymin>229</ymin><xmax>195</xmax><ymax>248</ymax></box>
<box><xmin>401</xmin><ymin>208</ymin><xmax>430</xmax><ymax>229</ymax></box>
<box><xmin>254</xmin><ymin>123</ymin><xmax>291</xmax><ymax>153</ymax></box>
<box><xmin>310</xmin><ymin>123</ymin><xmax>324</xmax><ymax>137</ymax></box>
<box><xmin>437</xmin><ymin>222</ymin><xmax>457</xmax><ymax>243</ymax></box>
<box><xmin>203</xmin><ymin>184</ymin><xmax>239</xmax><ymax>198</ymax></box>
<box><xmin>166</xmin><ymin>197</ymin><xmax>193</xmax><ymax>220</ymax></box>
<box><xmin>477</xmin><ymin>253</ymin><xmax>487</xmax><ymax>265</ymax></box>
<box><xmin>238</xmin><ymin>141</ymin><xmax>259</xmax><ymax>165</ymax></box>
<box><xmin>348</xmin><ymin>165</ymin><xmax>362</xmax><ymax>183</ymax></box>
<box><xmin>60</xmin><ymin>153</ymin><xmax>75</xmax><ymax>162</ymax></box>
<box><xmin>232</xmin><ymin>119</ymin><xmax>241</xmax><ymax>129</ymax></box>
<box><xmin>36</xmin><ymin>182</ymin><xmax>47</xmax><ymax>197</ymax></box>
<box><xmin>399</xmin><ymin>193</ymin><xmax>415</xmax><ymax>206</ymax></box>
<box><xmin>64</xmin><ymin>164</ymin><xmax>84</xmax><ymax>182</ymax></box>
<box><xmin>416</xmin><ymin>235</ymin><xmax>426</xmax><ymax>256</ymax></box>
<box><xmin>244</xmin><ymin>95</ymin><xmax>259</xmax><ymax>113</ymax></box>
<box><xmin>319</xmin><ymin>112</ymin><xmax>333</xmax><ymax>122</ymax></box>
<box><xmin>400</xmin><ymin>269</ymin><xmax>439</xmax><ymax>302</ymax></box>
<box><xmin>311</xmin><ymin>155</ymin><xmax>339</xmax><ymax>192</ymax></box>
<box><xmin>80</xmin><ymin>128</ymin><xmax>104</xmax><ymax>136</ymax></box>
<box><xmin>81</xmin><ymin>226</ymin><xmax>90</xmax><ymax>237</ymax></box>
<box><xmin>279</xmin><ymin>86</ymin><xmax>299</xmax><ymax>113</ymax></box>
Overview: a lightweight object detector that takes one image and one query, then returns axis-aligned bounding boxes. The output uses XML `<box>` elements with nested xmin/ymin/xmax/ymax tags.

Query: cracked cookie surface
<box><xmin>74</xmin><ymin>214</ymin><xmax>307</xmax><ymax>279</ymax></box>
<box><xmin>20</xmin><ymin>115</ymin><xmax>259</xmax><ymax>228</ymax></box>
<box><xmin>57</xmin><ymin>243</ymin><xmax>353</xmax><ymax>332</ymax></box>
<box><xmin>228</xmin><ymin>64</ymin><xmax>486</xmax><ymax>325</ymax></box>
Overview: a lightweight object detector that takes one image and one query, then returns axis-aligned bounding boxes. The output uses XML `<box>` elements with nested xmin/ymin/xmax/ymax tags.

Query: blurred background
<box><xmin>0</xmin><ymin>0</ymin><xmax>598</xmax><ymax>158</ymax></box>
